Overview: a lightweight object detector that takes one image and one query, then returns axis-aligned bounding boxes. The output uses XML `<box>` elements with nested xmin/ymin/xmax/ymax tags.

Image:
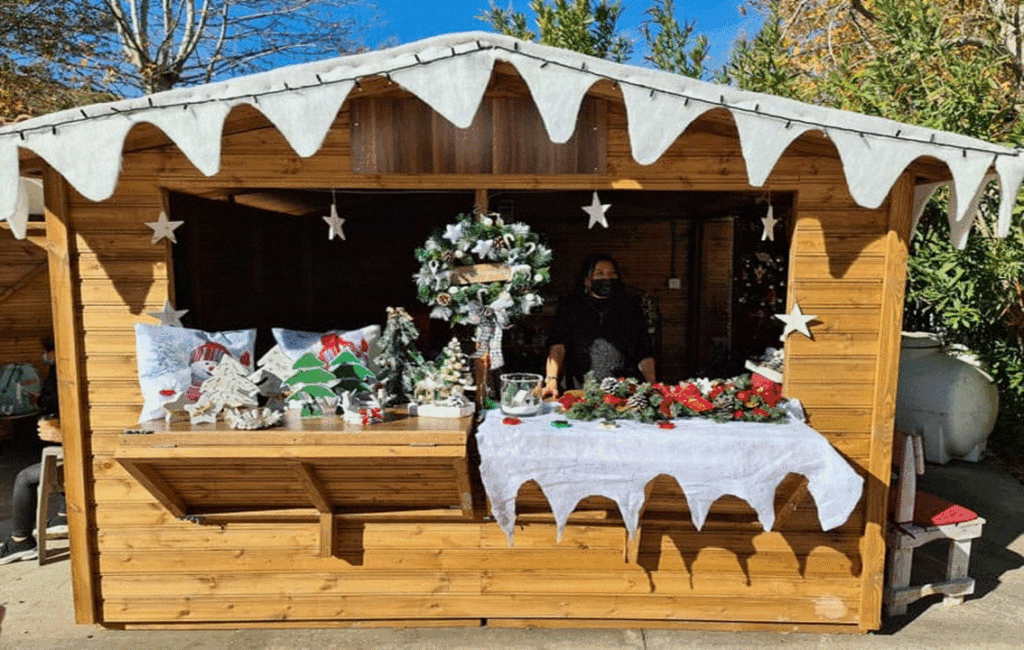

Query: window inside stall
<box><xmin>168</xmin><ymin>188</ymin><xmax>790</xmax><ymax>383</ymax></box>
<box><xmin>167</xmin><ymin>190</ymin><xmax>475</xmax><ymax>361</ymax></box>
<box><xmin>489</xmin><ymin>190</ymin><xmax>793</xmax><ymax>383</ymax></box>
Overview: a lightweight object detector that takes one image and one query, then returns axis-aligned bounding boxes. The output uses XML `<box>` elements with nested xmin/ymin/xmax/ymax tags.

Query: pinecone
<box><xmin>442</xmin><ymin>250</ymin><xmax>456</xmax><ymax>264</ymax></box>
<box><xmin>625</xmin><ymin>392</ymin><xmax>648</xmax><ymax>412</ymax></box>
<box><xmin>492</xmin><ymin>236</ymin><xmax>507</xmax><ymax>250</ymax></box>
<box><xmin>712</xmin><ymin>392</ymin><xmax>733</xmax><ymax>415</ymax></box>
<box><xmin>600</xmin><ymin>377</ymin><xmax>622</xmax><ymax>393</ymax></box>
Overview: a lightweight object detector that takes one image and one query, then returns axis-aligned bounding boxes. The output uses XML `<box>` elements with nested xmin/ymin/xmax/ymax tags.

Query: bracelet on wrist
<box><xmin>545</xmin><ymin>375</ymin><xmax>558</xmax><ymax>381</ymax></box>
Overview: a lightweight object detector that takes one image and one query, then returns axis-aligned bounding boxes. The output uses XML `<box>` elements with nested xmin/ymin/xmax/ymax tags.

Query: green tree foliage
<box><xmin>728</xmin><ymin>0</ymin><xmax>1024</xmax><ymax>450</ymax></box>
<box><xmin>481</xmin><ymin>0</ymin><xmax>710</xmax><ymax>77</ymax></box>
<box><xmin>481</xmin><ymin>0</ymin><xmax>634</xmax><ymax>62</ymax></box>
<box><xmin>0</xmin><ymin>1</ymin><xmax>115</xmax><ymax>120</ymax></box>
<box><xmin>639</xmin><ymin>0</ymin><xmax>709</xmax><ymax>78</ymax></box>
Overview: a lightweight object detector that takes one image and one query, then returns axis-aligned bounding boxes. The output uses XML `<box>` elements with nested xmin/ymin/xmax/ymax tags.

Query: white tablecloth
<box><xmin>475</xmin><ymin>402</ymin><xmax>864</xmax><ymax>543</ymax></box>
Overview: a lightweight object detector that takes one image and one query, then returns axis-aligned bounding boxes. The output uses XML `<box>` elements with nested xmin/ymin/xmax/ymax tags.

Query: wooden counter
<box><xmin>114</xmin><ymin>410</ymin><xmax>479</xmax><ymax>557</ymax></box>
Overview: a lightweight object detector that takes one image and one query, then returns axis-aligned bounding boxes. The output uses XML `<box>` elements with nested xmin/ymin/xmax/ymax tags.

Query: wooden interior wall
<box><xmin>0</xmin><ymin>222</ymin><xmax>52</xmax><ymax>376</ymax></box>
<box><xmin>56</xmin><ymin>77</ymin><xmax>908</xmax><ymax>631</ymax></box>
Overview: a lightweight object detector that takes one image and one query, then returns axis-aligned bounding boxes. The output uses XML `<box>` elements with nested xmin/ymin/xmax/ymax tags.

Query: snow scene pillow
<box><xmin>271</xmin><ymin>325</ymin><xmax>381</xmax><ymax>372</ymax></box>
<box><xmin>135</xmin><ymin>323</ymin><xmax>257</xmax><ymax>422</ymax></box>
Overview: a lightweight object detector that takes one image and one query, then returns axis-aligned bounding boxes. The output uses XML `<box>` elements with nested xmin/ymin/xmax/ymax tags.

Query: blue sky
<box><xmin>362</xmin><ymin>1</ymin><xmax>760</xmax><ymax>70</ymax></box>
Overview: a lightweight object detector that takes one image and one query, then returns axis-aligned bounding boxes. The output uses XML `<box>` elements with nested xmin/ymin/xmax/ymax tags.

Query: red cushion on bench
<box><xmin>914</xmin><ymin>491</ymin><xmax>979</xmax><ymax>526</ymax></box>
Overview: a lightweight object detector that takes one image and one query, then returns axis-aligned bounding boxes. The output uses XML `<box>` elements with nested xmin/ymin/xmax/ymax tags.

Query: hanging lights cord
<box><xmin>3</xmin><ymin>40</ymin><xmax>1017</xmax><ymax>159</ymax></box>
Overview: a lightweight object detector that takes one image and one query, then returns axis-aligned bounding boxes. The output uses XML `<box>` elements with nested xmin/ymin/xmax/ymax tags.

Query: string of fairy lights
<box><xmin>1</xmin><ymin>39</ymin><xmax>1018</xmax><ymax>159</ymax></box>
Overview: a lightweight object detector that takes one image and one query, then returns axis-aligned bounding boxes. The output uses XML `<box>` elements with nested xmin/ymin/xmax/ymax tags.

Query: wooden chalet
<box><xmin>1</xmin><ymin>32</ymin><xmax>1021</xmax><ymax>632</ymax></box>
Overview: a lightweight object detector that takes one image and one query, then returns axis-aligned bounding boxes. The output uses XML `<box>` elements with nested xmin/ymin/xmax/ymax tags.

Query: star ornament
<box><xmin>583</xmin><ymin>191</ymin><xmax>611</xmax><ymax>229</ymax></box>
<box><xmin>146</xmin><ymin>211</ymin><xmax>184</xmax><ymax>244</ymax></box>
<box><xmin>775</xmin><ymin>302</ymin><xmax>816</xmax><ymax>342</ymax></box>
<box><xmin>149</xmin><ymin>299</ymin><xmax>189</xmax><ymax>327</ymax></box>
<box><xmin>323</xmin><ymin>203</ymin><xmax>346</xmax><ymax>241</ymax></box>
<box><xmin>761</xmin><ymin>204</ymin><xmax>778</xmax><ymax>242</ymax></box>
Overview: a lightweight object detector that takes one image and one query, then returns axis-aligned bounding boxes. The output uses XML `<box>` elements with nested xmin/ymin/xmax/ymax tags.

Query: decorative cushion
<box><xmin>135</xmin><ymin>323</ymin><xmax>256</xmax><ymax>422</ymax></box>
<box><xmin>914</xmin><ymin>491</ymin><xmax>979</xmax><ymax>527</ymax></box>
<box><xmin>271</xmin><ymin>325</ymin><xmax>381</xmax><ymax>371</ymax></box>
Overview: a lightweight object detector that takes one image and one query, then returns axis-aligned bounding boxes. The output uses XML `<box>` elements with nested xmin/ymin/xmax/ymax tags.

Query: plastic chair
<box><xmin>36</xmin><ymin>445</ymin><xmax>65</xmax><ymax>565</ymax></box>
<box><xmin>884</xmin><ymin>429</ymin><xmax>985</xmax><ymax>616</ymax></box>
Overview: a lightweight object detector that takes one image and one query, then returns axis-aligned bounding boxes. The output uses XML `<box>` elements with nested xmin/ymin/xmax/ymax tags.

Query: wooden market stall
<box><xmin>1</xmin><ymin>32</ymin><xmax>1021</xmax><ymax>632</ymax></box>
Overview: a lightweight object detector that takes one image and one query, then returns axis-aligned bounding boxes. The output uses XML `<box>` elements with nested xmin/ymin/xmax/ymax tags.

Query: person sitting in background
<box><xmin>1</xmin><ymin>335</ymin><xmax>65</xmax><ymax>565</ymax></box>
<box><xmin>542</xmin><ymin>254</ymin><xmax>656</xmax><ymax>399</ymax></box>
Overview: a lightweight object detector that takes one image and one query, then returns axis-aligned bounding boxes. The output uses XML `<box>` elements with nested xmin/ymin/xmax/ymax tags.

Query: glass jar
<box><xmin>499</xmin><ymin>373</ymin><xmax>543</xmax><ymax>416</ymax></box>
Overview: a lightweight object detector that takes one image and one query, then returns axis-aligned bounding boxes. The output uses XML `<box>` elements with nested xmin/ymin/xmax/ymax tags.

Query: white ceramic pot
<box><xmin>895</xmin><ymin>332</ymin><xmax>999</xmax><ymax>464</ymax></box>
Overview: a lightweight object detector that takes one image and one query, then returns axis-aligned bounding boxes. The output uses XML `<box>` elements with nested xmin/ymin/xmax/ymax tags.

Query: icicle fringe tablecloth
<box><xmin>475</xmin><ymin>401</ymin><xmax>863</xmax><ymax>545</ymax></box>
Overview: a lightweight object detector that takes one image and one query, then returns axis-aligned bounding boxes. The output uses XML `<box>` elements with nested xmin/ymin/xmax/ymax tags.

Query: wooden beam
<box><xmin>115</xmin><ymin>459</ymin><xmax>188</xmax><ymax>519</ymax></box>
<box><xmin>452</xmin><ymin>457</ymin><xmax>479</xmax><ymax>518</ymax></box>
<box><xmin>0</xmin><ymin>261</ymin><xmax>47</xmax><ymax>304</ymax></box>
<box><xmin>291</xmin><ymin>461</ymin><xmax>333</xmax><ymax>513</ymax></box>
<box><xmin>42</xmin><ymin>167</ymin><xmax>99</xmax><ymax>624</ymax></box>
<box><xmin>859</xmin><ymin>172</ymin><xmax>915</xmax><ymax>631</ymax></box>
<box><xmin>319</xmin><ymin>512</ymin><xmax>335</xmax><ymax>558</ymax></box>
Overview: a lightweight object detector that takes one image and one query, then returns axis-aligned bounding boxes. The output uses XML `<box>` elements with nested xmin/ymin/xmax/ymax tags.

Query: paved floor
<box><xmin>1</xmin><ymin>438</ymin><xmax>1022</xmax><ymax>649</ymax></box>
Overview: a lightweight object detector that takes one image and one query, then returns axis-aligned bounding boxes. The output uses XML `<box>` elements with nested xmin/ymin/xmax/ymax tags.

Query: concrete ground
<box><xmin>1</xmin><ymin>429</ymin><xmax>1022</xmax><ymax>650</ymax></box>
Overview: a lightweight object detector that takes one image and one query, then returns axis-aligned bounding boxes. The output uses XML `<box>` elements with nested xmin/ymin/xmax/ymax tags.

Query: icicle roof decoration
<box><xmin>2</xmin><ymin>31</ymin><xmax>1021</xmax><ymax>246</ymax></box>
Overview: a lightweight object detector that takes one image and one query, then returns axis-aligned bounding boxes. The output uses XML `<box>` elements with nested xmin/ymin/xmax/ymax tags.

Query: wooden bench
<box><xmin>884</xmin><ymin>429</ymin><xmax>985</xmax><ymax>616</ymax></box>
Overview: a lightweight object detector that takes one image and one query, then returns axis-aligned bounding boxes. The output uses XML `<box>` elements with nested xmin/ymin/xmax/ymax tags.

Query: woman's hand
<box><xmin>37</xmin><ymin>417</ymin><xmax>62</xmax><ymax>444</ymax></box>
<box><xmin>541</xmin><ymin>377</ymin><xmax>560</xmax><ymax>400</ymax></box>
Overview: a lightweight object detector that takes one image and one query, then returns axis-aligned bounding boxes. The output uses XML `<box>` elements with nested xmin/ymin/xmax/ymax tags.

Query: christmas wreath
<box><xmin>558</xmin><ymin>372</ymin><xmax>787</xmax><ymax>424</ymax></box>
<box><xmin>414</xmin><ymin>213</ymin><xmax>552</xmax><ymax>367</ymax></box>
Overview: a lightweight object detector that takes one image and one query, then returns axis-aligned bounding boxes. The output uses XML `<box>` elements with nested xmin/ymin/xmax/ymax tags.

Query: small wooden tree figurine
<box><xmin>285</xmin><ymin>352</ymin><xmax>340</xmax><ymax>417</ymax></box>
<box><xmin>185</xmin><ymin>356</ymin><xmax>259</xmax><ymax>424</ymax></box>
<box><xmin>374</xmin><ymin>306</ymin><xmax>425</xmax><ymax>406</ymax></box>
<box><xmin>413</xmin><ymin>337</ymin><xmax>475</xmax><ymax>418</ymax></box>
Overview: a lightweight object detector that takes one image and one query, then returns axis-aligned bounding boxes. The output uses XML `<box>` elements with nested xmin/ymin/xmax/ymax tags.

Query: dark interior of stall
<box><xmin>169</xmin><ymin>189</ymin><xmax>791</xmax><ymax>384</ymax></box>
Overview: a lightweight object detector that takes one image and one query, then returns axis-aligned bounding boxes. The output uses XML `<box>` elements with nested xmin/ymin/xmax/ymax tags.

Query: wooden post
<box><xmin>860</xmin><ymin>172</ymin><xmax>916</xmax><ymax>630</ymax></box>
<box><xmin>43</xmin><ymin>167</ymin><xmax>100</xmax><ymax>623</ymax></box>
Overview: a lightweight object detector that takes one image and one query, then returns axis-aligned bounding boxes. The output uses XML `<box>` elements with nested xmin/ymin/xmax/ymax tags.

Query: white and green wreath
<box><xmin>414</xmin><ymin>213</ymin><xmax>552</xmax><ymax>368</ymax></box>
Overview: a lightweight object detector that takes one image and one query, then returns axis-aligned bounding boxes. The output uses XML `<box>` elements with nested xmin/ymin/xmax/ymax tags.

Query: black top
<box><xmin>37</xmin><ymin>365</ymin><xmax>59</xmax><ymax>418</ymax></box>
<box><xmin>547</xmin><ymin>290</ymin><xmax>653</xmax><ymax>387</ymax></box>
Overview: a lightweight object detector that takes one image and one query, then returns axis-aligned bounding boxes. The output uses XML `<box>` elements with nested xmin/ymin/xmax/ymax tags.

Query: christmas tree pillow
<box><xmin>271</xmin><ymin>325</ymin><xmax>381</xmax><ymax>371</ymax></box>
<box><xmin>135</xmin><ymin>323</ymin><xmax>257</xmax><ymax>422</ymax></box>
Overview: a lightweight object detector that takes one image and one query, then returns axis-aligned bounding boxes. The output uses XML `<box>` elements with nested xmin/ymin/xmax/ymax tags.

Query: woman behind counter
<box><xmin>541</xmin><ymin>254</ymin><xmax>656</xmax><ymax>399</ymax></box>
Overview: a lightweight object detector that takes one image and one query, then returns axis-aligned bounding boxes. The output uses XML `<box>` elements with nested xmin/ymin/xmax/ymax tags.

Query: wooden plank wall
<box><xmin>55</xmin><ymin>80</ymin><xmax>906</xmax><ymax>630</ymax></box>
<box><xmin>0</xmin><ymin>222</ymin><xmax>52</xmax><ymax>375</ymax></box>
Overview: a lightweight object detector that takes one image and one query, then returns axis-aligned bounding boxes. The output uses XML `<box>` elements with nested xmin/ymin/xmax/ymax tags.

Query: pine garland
<box><xmin>560</xmin><ymin>372</ymin><xmax>788</xmax><ymax>425</ymax></box>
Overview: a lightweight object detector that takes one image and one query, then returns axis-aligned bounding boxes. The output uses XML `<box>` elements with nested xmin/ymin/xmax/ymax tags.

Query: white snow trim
<box><xmin>0</xmin><ymin>31</ymin><xmax>1019</xmax><ymax>244</ymax></box>
<box><xmin>996</xmin><ymin>156</ymin><xmax>1024</xmax><ymax>238</ymax></box>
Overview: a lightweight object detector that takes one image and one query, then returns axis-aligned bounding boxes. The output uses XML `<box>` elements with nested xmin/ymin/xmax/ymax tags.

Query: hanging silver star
<box><xmin>775</xmin><ymin>302</ymin><xmax>816</xmax><ymax>342</ymax></box>
<box><xmin>583</xmin><ymin>191</ymin><xmax>611</xmax><ymax>229</ymax></box>
<box><xmin>146</xmin><ymin>211</ymin><xmax>184</xmax><ymax>245</ymax></box>
<box><xmin>323</xmin><ymin>203</ymin><xmax>346</xmax><ymax>241</ymax></box>
<box><xmin>148</xmin><ymin>299</ymin><xmax>188</xmax><ymax>327</ymax></box>
<box><xmin>761</xmin><ymin>204</ymin><xmax>778</xmax><ymax>242</ymax></box>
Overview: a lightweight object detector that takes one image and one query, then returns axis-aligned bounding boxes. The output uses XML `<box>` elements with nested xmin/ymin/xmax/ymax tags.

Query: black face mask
<box><xmin>589</xmin><ymin>278</ymin><xmax>619</xmax><ymax>298</ymax></box>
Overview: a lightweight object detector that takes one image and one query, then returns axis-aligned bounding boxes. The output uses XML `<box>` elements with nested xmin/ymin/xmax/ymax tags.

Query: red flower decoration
<box><xmin>707</xmin><ymin>385</ymin><xmax>725</xmax><ymax>400</ymax></box>
<box><xmin>502</xmin><ymin>417</ymin><xmax>522</xmax><ymax>425</ymax></box>
<box><xmin>558</xmin><ymin>394</ymin><xmax>580</xmax><ymax>410</ymax></box>
<box><xmin>752</xmin><ymin>407</ymin><xmax>770</xmax><ymax>418</ymax></box>
<box><xmin>752</xmin><ymin>373</ymin><xmax>783</xmax><ymax>407</ymax></box>
<box><xmin>733</xmin><ymin>410</ymin><xmax>745</xmax><ymax>419</ymax></box>
<box><xmin>603</xmin><ymin>394</ymin><xmax>627</xmax><ymax>406</ymax></box>
<box><xmin>657</xmin><ymin>421</ymin><xmax>676</xmax><ymax>429</ymax></box>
